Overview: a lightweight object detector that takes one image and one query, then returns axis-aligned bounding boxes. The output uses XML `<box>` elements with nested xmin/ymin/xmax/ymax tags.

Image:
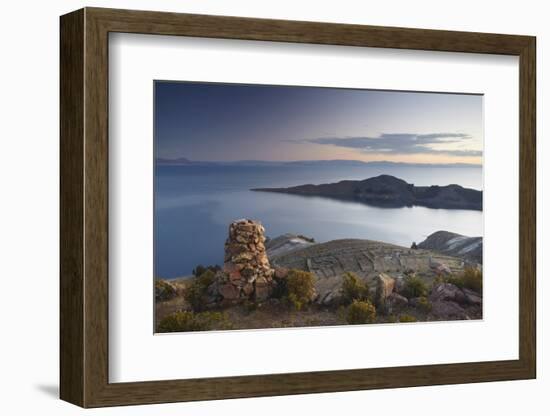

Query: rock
<box><xmin>430</xmin><ymin>283</ymin><xmax>465</xmax><ymax>304</ymax></box>
<box><xmin>254</xmin><ymin>277</ymin><xmax>271</xmax><ymax>301</ymax></box>
<box><xmin>228</xmin><ymin>270</ymin><xmax>242</xmax><ymax>282</ymax></box>
<box><xmin>219</xmin><ymin>283</ymin><xmax>240</xmax><ymax>301</ymax></box>
<box><xmin>435</xmin><ymin>264</ymin><xmax>452</xmax><ymax>275</ymax></box>
<box><xmin>320</xmin><ymin>290</ymin><xmax>339</xmax><ymax>306</ymax></box>
<box><xmin>375</xmin><ymin>273</ymin><xmax>395</xmax><ymax>307</ymax></box>
<box><xmin>386</xmin><ymin>292</ymin><xmax>408</xmax><ymax>313</ymax></box>
<box><xmin>240</xmin><ymin>267</ymin><xmax>255</xmax><ymax>279</ymax></box>
<box><xmin>224</xmin><ymin>242</ymin><xmax>247</xmax><ymax>258</ymax></box>
<box><xmin>223</xmin><ymin>262</ymin><xmax>241</xmax><ymax>273</ymax></box>
<box><xmin>462</xmin><ymin>288</ymin><xmax>482</xmax><ymax>305</ymax></box>
<box><xmin>394</xmin><ymin>276</ymin><xmax>405</xmax><ymax>294</ymax></box>
<box><xmin>431</xmin><ymin>300</ymin><xmax>468</xmax><ymax>319</ymax></box>
<box><xmin>274</xmin><ymin>267</ymin><xmax>289</xmax><ymax>280</ymax></box>
<box><xmin>429</xmin><ymin>283</ymin><xmax>482</xmax><ymax>311</ymax></box>
<box><xmin>430</xmin><ymin>258</ymin><xmax>452</xmax><ymax>275</ymax></box>
<box><xmin>232</xmin><ymin>251</ymin><xmax>254</xmax><ymax>263</ymax></box>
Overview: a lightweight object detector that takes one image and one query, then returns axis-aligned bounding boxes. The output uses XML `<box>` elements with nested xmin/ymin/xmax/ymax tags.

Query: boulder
<box><xmin>274</xmin><ymin>267</ymin><xmax>289</xmax><ymax>280</ymax></box>
<box><xmin>435</xmin><ymin>264</ymin><xmax>452</xmax><ymax>275</ymax></box>
<box><xmin>462</xmin><ymin>288</ymin><xmax>482</xmax><ymax>305</ymax></box>
<box><xmin>375</xmin><ymin>273</ymin><xmax>395</xmax><ymax>307</ymax></box>
<box><xmin>430</xmin><ymin>282</ymin><xmax>482</xmax><ymax>308</ymax></box>
<box><xmin>394</xmin><ymin>276</ymin><xmax>405</xmax><ymax>294</ymax></box>
<box><xmin>219</xmin><ymin>283</ymin><xmax>240</xmax><ymax>301</ymax></box>
<box><xmin>430</xmin><ymin>258</ymin><xmax>452</xmax><ymax>275</ymax></box>
<box><xmin>430</xmin><ymin>283</ymin><xmax>465</xmax><ymax>304</ymax></box>
<box><xmin>319</xmin><ymin>290</ymin><xmax>340</xmax><ymax>306</ymax></box>
<box><xmin>385</xmin><ymin>292</ymin><xmax>408</xmax><ymax>313</ymax></box>
<box><xmin>431</xmin><ymin>300</ymin><xmax>468</xmax><ymax>319</ymax></box>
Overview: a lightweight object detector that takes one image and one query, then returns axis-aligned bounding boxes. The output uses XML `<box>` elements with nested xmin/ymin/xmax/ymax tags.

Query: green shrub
<box><xmin>155</xmin><ymin>279</ymin><xmax>177</xmax><ymax>302</ymax></box>
<box><xmin>447</xmin><ymin>267</ymin><xmax>482</xmax><ymax>293</ymax></box>
<box><xmin>192</xmin><ymin>264</ymin><xmax>221</xmax><ymax>277</ymax></box>
<box><xmin>463</xmin><ymin>267</ymin><xmax>482</xmax><ymax>292</ymax></box>
<box><xmin>340</xmin><ymin>272</ymin><xmax>370</xmax><ymax>305</ymax></box>
<box><xmin>432</xmin><ymin>274</ymin><xmax>445</xmax><ymax>287</ymax></box>
<box><xmin>401</xmin><ymin>275</ymin><xmax>428</xmax><ymax>299</ymax></box>
<box><xmin>157</xmin><ymin>310</ymin><xmax>232</xmax><ymax>332</ymax></box>
<box><xmin>285</xmin><ymin>269</ymin><xmax>316</xmax><ymax>310</ymax></box>
<box><xmin>415</xmin><ymin>296</ymin><xmax>432</xmax><ymax>313</ymax></box>
<box><xmin>398</xmin><ymin>314</ymin><xmax>417</xmax><ymax>323</ymax></box>
<box><xmin>346</xmin><ymin>300</ymin><xmax>377</xmax><ymax>324</ymax></box>
<box><xmin>185</xmin><ymin>269</ymin><xmax>216</xmax><ymax>311</ymax></box>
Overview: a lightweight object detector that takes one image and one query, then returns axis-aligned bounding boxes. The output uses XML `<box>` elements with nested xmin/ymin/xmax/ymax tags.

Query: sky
<box><xmin>154</xmin><ymin>81</ymin><xmax>483</xmax><ymax>165</ymax></box>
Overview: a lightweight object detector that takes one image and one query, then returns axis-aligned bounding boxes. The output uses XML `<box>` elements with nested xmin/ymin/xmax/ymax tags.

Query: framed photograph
<box><xmin>60</xmin><ymin>7</ymin><xmax>536</xmax><ymax>408</ymax></box>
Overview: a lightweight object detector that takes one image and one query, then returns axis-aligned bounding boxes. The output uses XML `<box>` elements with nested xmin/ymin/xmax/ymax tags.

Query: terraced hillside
<box><xmin>270</xmin><ymin>238</ymin><xmax>467</xmax><ymax>304</ymax></box>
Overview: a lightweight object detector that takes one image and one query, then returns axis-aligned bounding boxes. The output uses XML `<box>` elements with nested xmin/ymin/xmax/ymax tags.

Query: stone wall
<box><xmin>216</xmin><ymin>219</ymin><xmax>275</xmax><ymax>302</ymax></box>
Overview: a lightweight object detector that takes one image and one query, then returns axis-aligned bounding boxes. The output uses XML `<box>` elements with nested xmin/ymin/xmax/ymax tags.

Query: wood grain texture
<box><xmin>59</xmin><ymin>7</ymin><xmax>537</xmax><ymax>408</ymax></box>
<box><xmin>59</xmin><ymin>8</ymin><xmax>84</xmax><ymax>407</ymax></box>
<box><xmin>518</xmin><ymin>38</ymin><xmax>537</xmax><ymax>376</ymax></box>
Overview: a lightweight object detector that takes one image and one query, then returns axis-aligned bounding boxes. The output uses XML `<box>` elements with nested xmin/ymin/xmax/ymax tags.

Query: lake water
<box><xmin>155</xmin><ymin>164</ymin><xmax>483</xmax><ymax>278</ymax></box>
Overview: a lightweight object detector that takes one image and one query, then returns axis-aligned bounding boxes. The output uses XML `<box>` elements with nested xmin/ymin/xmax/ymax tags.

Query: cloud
<box><xmin>306</xmin><ymin>133</ymin><xmax>482</xmax><ymax>157</ymax></box>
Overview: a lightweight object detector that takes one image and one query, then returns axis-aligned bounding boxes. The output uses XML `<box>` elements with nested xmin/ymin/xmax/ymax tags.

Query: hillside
<box><xmin>417</xmin><ymin>230</ymin><xmax>482</xmax><ymax>264</ymax></box>
<box><xmin>269</xmin><ymin>237</ymin><xmax>468</xmax><ymax>305</ymax></box>
<box><xmin>156</xmin><ymin>228</ymin><xmax>482</xmax><ymax>332</ymax></box>
<box><xmin>252</xmin><ymin>174</ymin><xmax>482</xmax><ymax>210</ymax></box>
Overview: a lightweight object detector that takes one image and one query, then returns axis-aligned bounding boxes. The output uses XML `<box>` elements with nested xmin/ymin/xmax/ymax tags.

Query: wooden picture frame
<box><xmin>60</xmin><ymin>7</ymin><xmax>536</xmax><ymax>408</ymax></box>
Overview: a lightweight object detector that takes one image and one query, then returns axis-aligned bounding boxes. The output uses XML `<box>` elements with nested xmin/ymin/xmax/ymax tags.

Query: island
<box><xmin>252</xmin><ymin>174</ymin><xmax>482</xmax><ymax>210</ymax></box>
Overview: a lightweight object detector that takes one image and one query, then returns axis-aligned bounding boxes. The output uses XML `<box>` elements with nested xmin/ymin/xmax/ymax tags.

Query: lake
<box><xmin>155</xmin><ymin>163</ymin><xmax>483</xmax><ymax>278</ymax></box>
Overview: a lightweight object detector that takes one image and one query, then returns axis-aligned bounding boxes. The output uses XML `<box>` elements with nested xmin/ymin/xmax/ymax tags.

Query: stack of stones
<box><xmin>217</xmin><ymin>219</ymin><xmax>275</xmax><ymax>303</ymax></box>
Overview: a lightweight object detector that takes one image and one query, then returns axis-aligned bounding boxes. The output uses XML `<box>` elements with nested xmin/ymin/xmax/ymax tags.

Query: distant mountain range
<box><xmin>252</xmin><ymin>174</ymin><xmax>483</xmax><ymax>210</ymax></box>
<box><xmin>155</xmin><ymin>157</ymin><xmax>481</xmax><ymax>168</ymax></box>
<box><xmin>156</xmin><ymin>157</ymin><xmax>194</xmax><ymax>165</ymax></box>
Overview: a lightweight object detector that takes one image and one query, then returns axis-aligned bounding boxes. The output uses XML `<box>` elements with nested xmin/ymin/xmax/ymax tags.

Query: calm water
<box><xmin>155</xmin><ymin>164</ymin><xmax>483</xmax><ymax>278</ymax></box>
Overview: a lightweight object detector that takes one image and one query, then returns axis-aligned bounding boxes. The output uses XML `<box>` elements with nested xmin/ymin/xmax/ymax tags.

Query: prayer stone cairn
<box><xmin>217</xmin><ymin>219</ymin><xmax>275</xmax><ymax>302</ymax></box>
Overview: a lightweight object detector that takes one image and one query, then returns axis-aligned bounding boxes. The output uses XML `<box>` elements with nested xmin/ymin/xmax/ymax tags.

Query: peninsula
<box><xmin>252</xmin><ymin>174</ymin><xmax>482</xmax><ymax>210</ymax></box>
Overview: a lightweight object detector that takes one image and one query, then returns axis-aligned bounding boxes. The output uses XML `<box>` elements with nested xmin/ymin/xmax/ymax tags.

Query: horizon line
<box><xmin>155</xmin><ymin>157</ymin><xmax>482</xmax><ymax>167</ymax></box>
